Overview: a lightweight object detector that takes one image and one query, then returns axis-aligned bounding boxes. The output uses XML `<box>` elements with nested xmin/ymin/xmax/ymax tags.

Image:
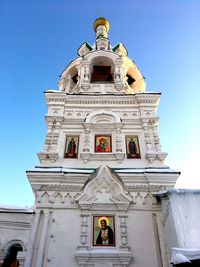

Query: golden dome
<box><xmin>93</xmin><ymin>17</ymin><xmax>110</xmax><ymax>32</ymax></box>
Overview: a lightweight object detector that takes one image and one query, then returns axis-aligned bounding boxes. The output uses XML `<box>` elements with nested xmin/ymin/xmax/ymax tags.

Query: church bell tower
<box><xmin>25</xmin><ymin>18</ymin><xmax>180</xmax><ymax>267</ymax></box>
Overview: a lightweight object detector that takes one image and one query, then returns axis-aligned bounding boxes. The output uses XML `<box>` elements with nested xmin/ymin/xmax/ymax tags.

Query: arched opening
<box><xmin>2</xmin><ymin>243</ymin><xmax>22</xmax><ymax>267</ymax></box>
<box><xmin>126</xmin><ymin>73</ymin><xmax>136</xmax><ymax>87</ymax></box>
<box><xmin>69</xmin><ymin>67</ymin><xmax>78</xmax><ymax>88</ymax></box>
<box><xmin>68</xmin><ymin>66</ymin><xmax>78</xmax><ymax>91</ymax></box>
<box><xmin>91</xmin><ymin>56</ymin><xmax>114</xmax><ymax>83</ymax></box>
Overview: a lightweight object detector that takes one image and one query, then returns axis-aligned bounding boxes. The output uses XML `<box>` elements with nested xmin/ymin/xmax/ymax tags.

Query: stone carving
<box><xmin>116</xmin><ymin>128</ymin><xmax>122</xmax><ymax>152</ymax></box>
<box><xmin>78</xmin><ymin>42</ymin><xmax>93</xmax><ymax>57</ymax></box>
<box><xmin>44</xmin><ymin>119</ymin><xmax>61</xmax><ymax>153</ymax></box>
<box><xmin>58</xmin><ymin>76</ymin><xmax>68</xmax><ymax>91</ymax></box>
<box><xmin>39</xmin><ymin>185</ymin><xmax>83</xmax><ymax>192</ymax></box>
<box><xmin>77</xmin><ymin>166</ymin><xmax>132</xmax><ymax>207</ymax></box>
<box><xmin>83</xmin><ymin>66</ymin><xmax>90</xmax><ymax>82</ymax></box>
<box><xmin>125</xmin><ymin>184</ymin><xmax>166</xmax><ymax>192</ymax></box>
<box><xmin>47</xmin><ymin>98</ymin><xmax>158</xmax><ymax>105</ymax></box>
<box><xmin>80</xmin><ymin>214</ymin><xmax>89</xmax><ymax>246</ymax></box>
<box><xmin>96</xmin><ymin>38</ymin><xmax>110</xmax><ymax>50</ymax></box>
<box><xmin>35</xmin><ymin>190</ymin><xmax>81</xmax><ymax>204</ymax></box>
<box><xmin>128</xmin><ymin>191</ymin><xmax>157</xmax><ymax>206</ymax></box>
<box><xmin>114</xmin><ymin>66</ymin><xmax>121</xmax><ymax>82</ymax></box>
<box><xmin>119</xmin><ymin>215</ymin><xmax>128</xmax><ymax>246</ymax></box>
<box><xmin>83</xmin><ymin>128</ymin><xmax>91</xmax><ymax>152</ymax></box>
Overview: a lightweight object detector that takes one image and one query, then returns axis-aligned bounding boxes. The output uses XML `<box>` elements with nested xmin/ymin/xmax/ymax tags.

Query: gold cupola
<box><xmin>93</xmin><ymin>17</ymin><xmax>110</xmax><ymax>32</ymax></box>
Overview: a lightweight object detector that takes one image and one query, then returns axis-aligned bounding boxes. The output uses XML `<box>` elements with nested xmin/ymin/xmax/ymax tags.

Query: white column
<box><xmin>152</xmin><ymin>212</ymin><xmax>169</xmax><ymax>267</ymax></box>
<box><xmin>80</xmin><ymin>214</ymin><xmax>89</xmax><ymax>246</ymax></box>
<box><xmin>35</xmin><ymin>210</ymin><xmax>50</xmax><ymax>267</ymax></box>
<box><xmin>119</xmin><ymin>215</ymin><xmax>128</xmax><ymax>247</ymax></box>
<box><xmin>24</xmin><ymin>210</ymin><xmax>40</xmax><ymax>267</ymax></box>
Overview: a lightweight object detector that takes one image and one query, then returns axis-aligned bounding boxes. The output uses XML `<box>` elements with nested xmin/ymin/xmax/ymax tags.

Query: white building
<box><xmin>2</xmin><ymin>17</ymin><xmax>193</xmax><ymax>267</ymax></box>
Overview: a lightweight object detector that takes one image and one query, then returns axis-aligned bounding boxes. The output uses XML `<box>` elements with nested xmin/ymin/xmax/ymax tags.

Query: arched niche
<box><xmin>90</xmin><ymin>56</ymin><xmax>114</xmax><ymax>83</ymax></box>
<box><xmin>81</xmin><ymin>111</ymin><xmax>124</xmax><ymax>162</ymax></box>
<box><xmin>85</xmin><ymin>110</ymin><xmax>121</xmax><ymax>125</ymax></box>
<box><xmin>2</xmin><ymin>242</ymin><xmax>24</xmax><ymax>267</ymax></box>
<box><xmin>85</xmin><ymin>51</ymin><xmax>118</xmax><ymax>84</ymax></box>
<box><xmin>4</xmin><ymin>240</ymin><xmax>26</xmax><ymax>252</ymax></box>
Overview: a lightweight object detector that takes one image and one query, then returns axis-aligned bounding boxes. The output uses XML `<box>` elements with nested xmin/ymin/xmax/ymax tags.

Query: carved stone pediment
<box><xmin>77</xmin><ymin>166</ymin><xmax>132</xmax><ymax>209</ymax></box>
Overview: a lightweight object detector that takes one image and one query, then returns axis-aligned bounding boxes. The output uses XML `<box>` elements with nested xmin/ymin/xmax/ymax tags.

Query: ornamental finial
<box><xmin>93</xmin><ymin>17</ymin><xmax>110</xmax><ymax>39</ymax></box>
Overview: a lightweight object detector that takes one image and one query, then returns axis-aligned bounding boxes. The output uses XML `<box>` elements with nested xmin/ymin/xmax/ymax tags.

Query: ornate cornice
<box><xmin>125</xmin><ymin>184</ymin><xmax>167</xmax><ymax>192</ymax></box>
<box><xmin>46</xmin><ymin>98</ymin><xmax>158</xmax><ymax>105</ymax></box>
<box><xmin>45</xmin><ymin>93</ymin><xmax>160</xmax><ymax>106</ymax></box>
<box><xmin>39</xmin><ymin>184</ymin><xmax>83</xmax><ymax>192</ymax></box>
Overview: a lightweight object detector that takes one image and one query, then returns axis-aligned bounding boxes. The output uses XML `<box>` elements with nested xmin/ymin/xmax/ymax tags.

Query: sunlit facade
<box><xmin>3</xmin><ymin>18</ymin><xmax>199</xmax><ymax>267</ymax></box>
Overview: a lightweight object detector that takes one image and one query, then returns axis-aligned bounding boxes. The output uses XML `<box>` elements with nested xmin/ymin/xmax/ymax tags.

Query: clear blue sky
<box><xmin>1</xmin><ymin>0</ymin><xmax>200</xmax><ymax>207</ymax></box>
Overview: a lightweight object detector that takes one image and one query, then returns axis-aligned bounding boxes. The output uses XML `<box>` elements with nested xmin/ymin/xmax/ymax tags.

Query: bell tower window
<box><xmin>72</xmin><ymin>73</ymin><xmax>78</xmax><ymax>84</ymax></box>
<box><xmin>91</xmin><ymin>66</ymin><xmax>113</xmax><ymax>82</ymax></box>
<box><xmin>126</xmin><ymin>74</ymin><xmax>135</xmax><ymax>86</ymax></box>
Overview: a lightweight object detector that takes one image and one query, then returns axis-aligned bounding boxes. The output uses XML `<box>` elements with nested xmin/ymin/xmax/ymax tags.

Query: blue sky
<box><xmin>1</xmin><ymin>0</ymin><xmax>200</xmax><ymax>207</ymax></box>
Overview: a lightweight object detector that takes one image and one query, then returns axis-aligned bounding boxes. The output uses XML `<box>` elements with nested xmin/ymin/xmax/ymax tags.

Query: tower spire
<box><xmin>93</xmin><ymin>17</ymin><xmax>110</xmax><ymax>39</ymax></box>
<box><xmin>93</xmin><ymin>17</ymin><xmax>110</xmax><ymax>50</ymax></box>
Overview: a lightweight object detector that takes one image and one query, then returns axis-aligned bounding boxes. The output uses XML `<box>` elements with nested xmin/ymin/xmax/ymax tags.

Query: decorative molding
<box><xmin>125</xmin><ymin>184</ymin><xmax>167</xmax><ymax>192</ymax></box>
<box><xmin>119</xmin><ymin>215</ymin><xmax>128</xmax><ymax>247</ymax></box>
<box><xmin>80</xmin><ymin>152</ymin><xmax>125</xmax><ymax>163</ymax></box>
<box><xmin>39</xmin><ymin>185</ymin><xmax>83</xmax><ymax>192</ymax></box>
<box><xmin>37</xmin><ymin>152</ymin><xmax>59</xmax><ymax>163</ymax></box>
<box><xmin>46</xmin><ymin>88</ymin><xmax>160</xmax><ymax>102</ymax></box>
<box><xmin>75</xmin><ymin>251</ymin><xmax>132</xmax><ymax>267</ymax></box>
<box><xmin>35</xmin><ymin>191</ymin><xmax>81</xmax><ymax>204</ymax></box>
<box><xmin>85</xmin><ymin>110</ymin><xmax>121</xmax><ymax>124</ymax></box>
<box><xmin>46</xmin><ymin>98</ymin><xmax>158</xmax><ymax>105</ymax></box>
<box><xmin>145</xmin><ymin>151</ymin><xmax>167</xmax><ymax>163</ymax></box>
<box><xmin>77</xmin><ymin>166</ymin><xmax>132</xmax><ymax>210</ymax></box>
<box><xmin>79</xmin><ymin>214</ymin><xmax>89</xmax><ymax>246</ymax></box>
<box><xmin>129</xmin><ymin>191</ymin><xmax>158</xmax><ymax>205</ymax></box>
<box><xmin>0</xmin><ymin>221</ymin><xmax>32</xmax><ymax>230</ymax></box>
<box><xmin>4</xmin><ymin>239</ymin><xmax>27</xmax><ymax>251</ymax></box>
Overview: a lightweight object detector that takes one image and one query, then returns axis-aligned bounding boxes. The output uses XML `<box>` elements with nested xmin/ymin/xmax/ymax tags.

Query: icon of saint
<box><xmin>96</xmin><ymin>219</ymin><xmax>114</xmax><ymax>245</ymax></box>
<box><xmin>66</xmin><ymin>137</ymin><xmax>77</xmax><ymax>158</ymax></box>
<box><xmin>96</xmin><ymin>137</ymin><xmax>111</xmax><ymax>152</ymax></box>
<box><xmin>128</xmin><ymin>138</ymin><xmax>137</xmax><ymax>156</ymax></box>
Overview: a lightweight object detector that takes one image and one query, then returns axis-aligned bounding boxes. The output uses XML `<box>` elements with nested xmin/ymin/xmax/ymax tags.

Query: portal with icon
<box><xmin>93</xmin><ymin>215</ymin><xmax>115</xmax><ymax>246</ymax></box>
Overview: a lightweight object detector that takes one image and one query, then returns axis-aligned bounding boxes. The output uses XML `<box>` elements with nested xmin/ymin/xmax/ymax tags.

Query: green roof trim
<box><xmin>77</xmin><ymin>42</ymin><xmax>93</xmax><ymax>56</ymax></box>
<box><xmin>85</xmin><ymin>42</ymin><xmax>93</xmax><ymax>50</ymax></box>
<box><xmin>112</xmin><ymin>43</ymin><xmax>128</xmax><ymax>56</ymax></box>
<box><xmin>112</xmin><ymin>43</ymin><xmax>120</xmax><ymax>52</ymax></box>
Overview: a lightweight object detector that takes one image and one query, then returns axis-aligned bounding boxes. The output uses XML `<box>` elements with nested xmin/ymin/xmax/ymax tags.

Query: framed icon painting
<box><xmin>93</xmin><ymin>215</ymin><xmax>115</xmax><ymax>246</ymax></box>
<box><xmin>64</xmin><ymin>136</ymin><xmax>79</xmax><ymax>158</ymax></box>
<box><xmin>95</xmin><ymin>135</ymin><xmax>112</xmax><ymax>153</ymax></box>
<box><xmin>125</xmin><ymin>136</ymin><xmax>141</xmax><ymax>159</ymax></box>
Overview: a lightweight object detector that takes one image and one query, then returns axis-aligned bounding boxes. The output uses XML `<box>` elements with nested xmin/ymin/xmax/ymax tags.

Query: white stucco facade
<box><xmin>0</xmin><ymin>18</ymin><xmax>182</xmax><ymax>267</ymax></box>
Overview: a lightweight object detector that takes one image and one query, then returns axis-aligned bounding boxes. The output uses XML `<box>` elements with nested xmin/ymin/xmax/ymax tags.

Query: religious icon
<box><xmin>95</xmin><ymin>135</ymin><xmax>112</xmax><ymax>153</ymax></box>
<box><xmin>93</xmin><ymin>216</ymin><xmax>115</xmax><ymax>246</ymax></box>
<box><xmin>64</xmin><ymin>136</ymin><xmax>79</xmax><ymax>158</ymax></box>
<box><xmin>126</xmin><ymin>136</ymin><xmax>141</xmax><ymax>159</ymax></box>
